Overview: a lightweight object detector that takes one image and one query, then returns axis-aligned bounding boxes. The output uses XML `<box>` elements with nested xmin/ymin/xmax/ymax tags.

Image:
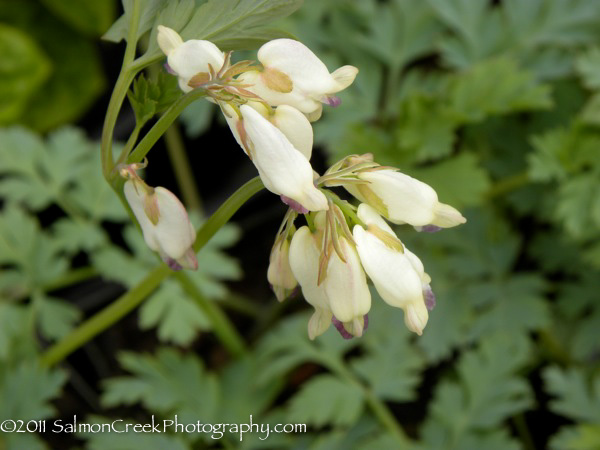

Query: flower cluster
<box><xmin>269</xmin><ymin>154</ymin><xmax>465</xmax><ymax>339</ymax></box>
<box><xmin>149</xmin><ymin>26</ymin><xmax>466</xmax><ymax>339</ymax></box>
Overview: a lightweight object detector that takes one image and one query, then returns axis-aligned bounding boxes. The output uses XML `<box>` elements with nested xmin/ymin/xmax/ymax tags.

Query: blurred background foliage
<box><xmin>1</xmin><ymin>0</ymin><xmax>600</xmax><ymax>449</ymax></box>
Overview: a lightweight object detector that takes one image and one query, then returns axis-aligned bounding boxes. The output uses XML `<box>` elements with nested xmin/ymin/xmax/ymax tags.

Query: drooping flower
<box><xmin>239</xmin><ymin>104</ymin><xmax>327</xmax><ymax>212</ymax></box>
<box><xmin>124</xmin><ymin>178</ymin><xmax>197</xmax><ymax>271</ymax></box>
<box><xmin>238</xmin><ymin>39</ymin><xmax>358</xmax><ymax>120</ymax></box>
<box><xmin>289</xmin><ymin>208</ymin><xmax>371</xmax><ymax>340</ymax></box>
<box><xmin>221</xmin><ymin>101</ymin><xmax>313</xmax><ymax>161</ymax></box>
<box><xmin>157</xmin><ymin>25</ymin><xmax>225</xmax><ymax>93</ymax></box>
<box><xmin>352</xmin><ymin>204</ymin><xmax>429</xmax><ymax>335</ymax></box>
<box><xmin>343</xmin><ymin>157</ymin><xmax>466</xmax><ymax>228</ymax></box>
<box><xmin>288</xmin><ymin>225</ymin><xmax>333</xmax><ymax>339</ymax></box>
<box><xmin>267</xmin><ymin>238</ymin><xmax>297</xmax><ymax>302</ymax></box>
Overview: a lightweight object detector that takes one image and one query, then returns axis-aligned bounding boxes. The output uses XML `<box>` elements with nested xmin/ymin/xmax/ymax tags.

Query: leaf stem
<box><xmin>100</xmin><ymin>0</ymin><xmax>142</xmax><ymax>178</ymax></box>
<box><xmin>486</xmin><ymin>171</ymin><xmax>529</xmax><ymax>199</ymax></box>
<box><xmin>175</xmin><ymin>272</ymin><xmax>246</xmax><ymax>356</ymax></box>
<box><xmin>40</xmin><ymin>177</ymin><xmax>265</xmax><ymax>367</ymax></box>
<box><xmin>125</xmin><ymin>89</ymin><xmax>208</xmax><ymax>168</ymax></box>
<box><xmin>164</xmin><ymin>122</ymin><xmax>203</xmax><ymax>212</ymax></box>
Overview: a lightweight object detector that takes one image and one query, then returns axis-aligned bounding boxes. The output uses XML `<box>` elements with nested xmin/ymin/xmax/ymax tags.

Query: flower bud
<box><xmin>240</xmin><ymin>105</ymin><xmax>327</xmax><ymax>212</ymax></box>
<box><xmin>157</xmin><ymin>25</ymin><xmax>225</xmax><ymax>93</ymax></box>
<box><xmin>267</xmin><ymin>239</ymin><xmax>297</xmax><ymax>302</ymax></box>
<box><xmin>124</xmin><ymin>179</ymin><xmax>197</xmax><ymax>270</ymax></box>
<box><xmin>345</xmin><ymin>169</ymin><xmax>466</xmax><ymax>228</ymax></box>
<box><xmin>238</xmin><ymin>39</ymin><xmax>358</xmax><ymax>117</ymax></box>
<box><xmin>353</xmin><ymin>204</ymin><xmax>428</xmax><ymax>335</ymax></box>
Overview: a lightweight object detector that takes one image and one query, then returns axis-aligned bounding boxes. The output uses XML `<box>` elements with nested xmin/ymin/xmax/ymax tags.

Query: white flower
<box><xmin>124</xmin><ymin>179</ymin><xmax>197</xmax><ymax>271</ymax></box>
<box><xmin>289</xmin><ymin>222</ymin><xmax>370</xmax><ymax>339</ymax></box>
<box><xmin>352</xmin><ymin>204</ymin><xmax>428</xmax><ymax>335</ymax></box>
<box><xmin>345</xmin><ymin>169</ymin><xmax>466</xmax><ymax>228</ymax></box>
<box><xmin>238</xmin><ymin>38</ymin><xmax>358</xmax><ymax>119</ymax></box>
<box><xmin>267</xmin><ymin>239</ymin><xmax>297</xmax><ymax>302</ymax></box>
<box><xmin>221</xmin><ymin>101</ymin><xmax>313</xmax><ymax>161</ymax></box>
<box><xmin>157</xmin><ymin>25</ymin><xmax>225</xmax><ymax>93</ymax></box>
<box><xmin>323</xmin><ymin>235</ymin><xmax>371</xmax><ymax>337</ymax></box>
<box><xmin>288</xmin><ymin>226</ymin><xmax>332</xmax><ymax>339</ymax></box>
<box><xmin>240</xmin><ymin>104</ymin><xmax>327</xmax><ymax>212</ymax></box>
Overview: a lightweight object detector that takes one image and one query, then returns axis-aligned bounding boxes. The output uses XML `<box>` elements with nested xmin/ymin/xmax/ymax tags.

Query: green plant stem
<box><xmin>101</xmin><ymin>0</ymin><xmax>142</xmax><ymax>178</ymax></box>
<box><xmin>322</xmin><ymin>189</ymin><xmax>364</xmax><ymax>227</ymax></box>
<box><xmin>40</xmin><ymin>264</ymin><xmax>171</xmax><ymax>368</ymax></box>
<box><xmin>486</xmin><ymin>172</ymin><xmax>529</xmax><ymax>199</ymax></box>
<box><xmin>125</xmin><ymin>89</ymin><xmax>208</xmax><ymax>168</ymax></box>
<box><xmin>164</xmin><ymin>122</ymin><xmax>203</xmax><ymax>212</ymax></box>
<box><xmin>44</xmin><ymin>267</ymin><xmax>98</xmax><ymax>293</ymax></box>
<box><xmin>175</xmin><ymin>272</ymin><xmax>246</xmax><ymax>356</ymax></box>
<box><xmin>512</xmin><ymin>413</ymin><xmax>536</xmax><ymax>450</ymax></box>
<box><xmin>40</xmin><ymin>177</ymin><xmax>265</xmax><ymax>367</ymax></box>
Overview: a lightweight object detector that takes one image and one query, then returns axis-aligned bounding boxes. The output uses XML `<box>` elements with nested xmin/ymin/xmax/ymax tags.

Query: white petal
<box><xmin>124</xmin><ymin>180</ymin><xmax>159</xmax><ymax>252</ymax></box>
<box><xmin>353</xmin><ymin>225</ymin><xmax>423</xmax><ymax>309</ymax></box>
<box><xmin>271</xmin><ymin>105</ymin><xmax>313</xmax><ymax>160</ymax></box>
<box><xmin>289</xmin><ymin>226</ymin><xmax>330</xmax><ymax>311</ymax></box>
<box><xmin>359</xmin><ymin>170</ymin><xmax>438</xmax><ymax>226</ymax></box>
<box><xmin>153</xmin><ymin>187</ymin><xmax>196</xmax><ymax>259</ymax></box>
<box><xmin>308</xmin><ymin>307</ymin><xmax>332</xmax><ymax>340</ymax></box>
<box><xmin>238</xmin><ymin>71</ymin><xmax>320</xmax><ymax>113</ymax></box>
<box><xmin>267</xmin><ymin>239</ymin><xmax>297</xmax><ymax>292</ymax></box>
<box><xmin>404</xmin><ymin>301</ymin><xmax>428</xmax><ymax>336</ymax></box>
<box><xmin>324</xmin><ymin>237</ymin><xmax>371</xmax><ymax>322</ymax></box>
<box><xmin>241</xmin><ymin>105</ymin><xmax>327</xmax><ymax>211</ymax></box>
<box><xmin>258</xmin><ymin>39</ymin><xmax>342</xmax><ymax>96</ymax></box>
<box><xmin>356</xmin><ymin>203</ymin><xmax>395</xmax><ymax>235</ymax></box>
<box><xmin>157</xmin><ymin>25</ymin><xmax>183</xmax><ymax>56</ymax></box>
<box><xmin>168</xmin><ymin>40</ymin><xmax>224</xmax><ymax>93</ymax></box>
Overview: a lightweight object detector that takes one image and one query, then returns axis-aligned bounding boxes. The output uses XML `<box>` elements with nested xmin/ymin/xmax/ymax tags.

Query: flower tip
<box><xmin>404</xmin><ymin>303</ymin><xmax>428</xmax><ymax>336</ymax></box>
<box><xmin>280</xmin><ymin>195</ymin><xmax>309</xmax><ymax>214</ymax></box>
<box><xmin>157</xmin><ymin>25</ymin><xmax>183</xmax><ymax>56</ymax></box>
<box><xmin>321</xmin><ymin>95</ymin><xmax>341</xmax><ymax>107</ymax></box>
<box><xmin>432</xmin><ymin>203</ymin><xmax>467</xmax><ymax>228</ymax></box>
<box><xmin>331</xmin><ymin>65</ymin><xmax>358</xmax><ymax>90</ymax></box>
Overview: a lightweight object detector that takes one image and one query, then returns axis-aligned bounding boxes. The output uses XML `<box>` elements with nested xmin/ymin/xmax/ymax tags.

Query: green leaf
<box><xmin>103</xmin><ymin>0</ymin><xmax>170</xmax><ymax>43</ymax></box>
<box><xmin>421</xmin><ymin>334</ymin><xmax>532</xmax><ymax>447</ymax></box>
<box><xmin>351</xmin><ymin>303</ymin><xmax>425</xmax><ymax>401</ymax></box>
<box><xmin>555</xmin><ymin>173</ymin><xmax>600</xmax><ymax>238</ymax></box>
<box><xmin>528</xmin><ymin>126</ymin><xmax>600</xmax><ymax>182</ymax></box>
<box><xmin>551</xmin><ymin>424</ymin><xmax>600</xmax><ymax>450</ymax></box>
<box><xmin>80</xmin><ymin>415</ymin><xmax>189</xmax><ymax>450</ymax></box>
<box><xmin>138</xmin><ymin>282</ymin><xmax>211</xmax><ymax>345</ymax></box>
<box><xmin>0</xmin><ymin>361</ymin><xmax>66</xmax><ymax>420</ymax></box>
<box><xmin>35</xmin><ymin>293</ymin><xmax>81</xmax><ymax>341</ymax></box>
<box><xmin>128</xmin><ymin>71</ymin><xmax>181</xmax><ymax>126</ymax></box>
<box><xmin>353</xmin><ymin>0</ymin><xmax>439</xmax><ymax>69</ymax></box>
<box><xmin>0</xmin><ymin>303</ymin><xmax>29</xmax><ymax>360</ymax></box>
<box><xmin>0</xmin><ymin>362</ymin><xmax>66</xmax><ymax>449</ymax></box>
<box><xmin>396</xmin><ymin>94</ymin><xmax>458</xmax><ymax>163</ymax></box>
<box><xmin>576</xmin><ymin>46</ymin><xmax>600</xmax><ymax>90</ymax></box>
<box><xmin>102</xmin><ymin>348</ymin><xmax>220</xmax><ymax>424</ymax></box>
<box><xmin>0</xmin><ymin>206</ymin><xmax>68</xmax><ymax>287</ymax></box>
<box><xmin>288</xmin><ymin>374</ymin><xmax>364</xmax><ymax>427</ymax></box>
<box><xmin>408</xmin><ymin>153</ymin><xmax>492</xmax><ymax>208</ymax></box>
<box><xmin>448</xmin><ymin>58</ymin><xmax>553</xmax><ymax>123</ymax></box>
<box><xmin>0</xmin><ymin>0</ymin><xmax>105</xmax><ymax>130</ymax></box>
<box><xmin>543</xmin><ymin>366</ymin><xmax>600</xmax><ymax>423</ymax></box>
<box><xmin>51</xmin><ymin>218</ymin><xmax>108</xmax><ymax>255</ymax></box>
<box><xmin>0</xmin><ymin>24</ymin><xmax>51</xmax><ymax>123</ymax></box>
<box><xmin>466</xmin><ymin>274</ymin><xmax>550</xmax><ymax>338</ymax></box>
<box><xmin>428</xmin><ymin>0</ymin><xmax>506</xmax><ymax>69</ymax></box>
<box><xmin>40</xmin><ymin>0</ymin><xmax>116</xmax><ymax>36</ymax></box>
